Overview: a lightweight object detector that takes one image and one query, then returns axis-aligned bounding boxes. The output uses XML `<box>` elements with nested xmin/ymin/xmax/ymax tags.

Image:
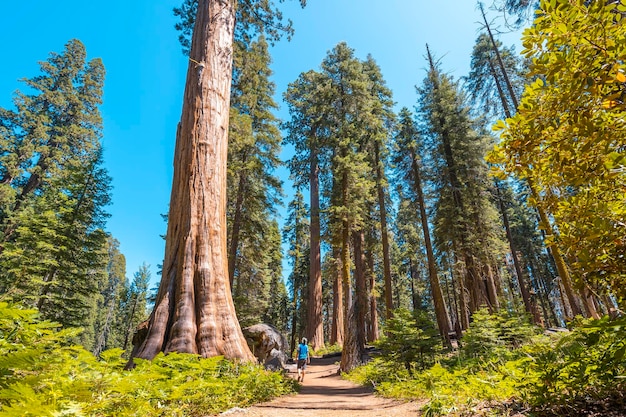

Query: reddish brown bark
<box><xmin>373</xmin><ymin>143</ymin><xmax>394</xmax><ymax>321</ymax></box>
<box><xmin>131</xmin><ymin>0</ymin><xmax>254</xmax><ymax>362</ymax></box>
<box><xmin>307</xmin><ymin>149</ymin><xmax>324</xmax><ymax>350</ymax></box>
<box><xmin>331</xmin><ymin>245</ymin><xmax>344</xmax><ymax>346</ymax></box>
<box><xmin>367</xmin><ymin>249</ymin><xmax>379</xmax><ymax>342</ymax></box>
<box><xmin>409</xmin><ymin>147</ymin><xmax>451</xmax><ymax>346</ymax></box>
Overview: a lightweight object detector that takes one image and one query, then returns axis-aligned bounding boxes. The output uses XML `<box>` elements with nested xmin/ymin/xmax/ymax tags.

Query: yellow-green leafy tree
<box><xmin>489</xmin><ymin>0</ymin><xmax>626</xmax><ymax>305</ymax></box>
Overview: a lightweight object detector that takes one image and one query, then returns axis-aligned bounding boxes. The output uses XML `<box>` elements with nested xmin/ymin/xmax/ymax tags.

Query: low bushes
<box><xmin>0</xmin><ymin>302</ymin><xmax>296</xmax><ymax>416</ymax></box>
<box><xmin>347</xmin><ymin>308</ymin><xmax>626</xmax><ymax>416</ymax></box>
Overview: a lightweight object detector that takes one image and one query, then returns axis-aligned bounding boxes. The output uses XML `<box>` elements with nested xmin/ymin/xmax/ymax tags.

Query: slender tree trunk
<box><xmin>307</xmin><ymin>149</ymin><xmax>324</xmax><ymax>350</ymax></box>
<box><xmin>488</xmin><ymin>59</ymin><xmax>512</xmax><ymax>119</ymax></box>
<box><xmin>341</xmin><ymin>217</ymin><xmax>351</xmax><ymax>332</ymax></box>
<box><xmin>367</xmin><ymin>249</ymin><xmax>379</xmax><ymax>342</ymax></box>
<box><xmin>481</xmin><ymin>4</ymin><xmax>519</xmax><ymax>110</ymax></box>
<box><xmin>331</xmin><ymin>245</ymin><xmax>344</xmax><ymax>346</ymax></box>
<box><xmin>352</xmin><ymin>230</ymin><xmax>368</xmax><ymax>352</ymax></box>
<box><xmin>528</xmin><ymin>179</ymin><xmax>583</xmax><ymax>318</ymax></box>
<box><xmin>123</xmin><ymin>294</ymin><xmax>138</xmax><ymax>352</ymax></box>
<box><xmin>341</xmin><ymin>164</ymin><xmax>352</xmax><ymax>330</ymax></box>
<box><xmin>131</xmin><ymin>0</ymin><xmax>254</xmax><ymax>362</ymax></box>
<box><xmin>453</xmin><ymin>250</ymin><xmax>470</xmax><ymax>331</ymax></box>
<box><xmin>228</xmin><ymin>163</ymin><xmax>247</xmax><ymax>287</ymax></box>
<box><xmin>409</xmin><ymin>258</ymin><xmax>422</xmax><ymax>311</ymax></box>
<box><xmin>409</xmin><ymin>149</ymin><xmax>451</xmax><ymax>346</ymax></box>
<box><xmin>373</xmin><ymin>143</ymin><xmax>394</xmax><ymax>321</ymax></box>
<box><xmin>495</xmin><ymin>181</ymin><xmax>539</xmax><ymax>322</ymax></box>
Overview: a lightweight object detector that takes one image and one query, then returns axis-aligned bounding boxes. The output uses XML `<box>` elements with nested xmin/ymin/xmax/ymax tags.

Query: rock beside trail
<box><xmin>243</xmin><ymin>324</ymin><xmax>289</xmax><ymax>370</ymax></box>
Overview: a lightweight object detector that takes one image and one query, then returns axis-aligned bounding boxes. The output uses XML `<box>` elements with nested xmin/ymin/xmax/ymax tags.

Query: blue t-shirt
<box><xmin>297</xmin><ymin>343</ymin><xmax>309</xmax><ymax>360</ymax></box>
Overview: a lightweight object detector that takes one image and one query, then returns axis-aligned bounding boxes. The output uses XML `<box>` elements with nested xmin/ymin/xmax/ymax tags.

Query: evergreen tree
<box><xmin>465</xmin><ymin>33</ymin><xmax>525</xmax><ymax>121</ymax></box>
<box><xmin>135</xmin><ymin>0</ymin><xmax>305</xmax><ymax>362</ymax></box>
<box><xmin>320</xmin><ymin>43</ymin><xmax>378</xmax><ymax>372</ymax></box>
<box><xmin>263</xmin><ymin>221</ymin><xmax>289</xmax><ymax>331</ymax></box>
<box><xmin>282</xmin><ymin>190</ymin><xmax>310</xmax><ymax>355</ymax></box>
<box><xmin>283</xmin><ymin>69</ymin><xmax>328</xmax><ymax>350</ymax></box>
<box><xmin>227</xmin><ymin>36</ymin><xmax>283</xmax><ymax>292</ymax></box>
<box><xmin>362</xmin><ymin>56</ymin><xmax>395</xmax><ymax>324</ymax></box>
<box><xmin>393</xmin><ymin>107</ymin><xmax>452</xmax><ymax>343</ymax></box>
<box><xmin>122</xmin><ymin>263</ymin><xmax>150</xmax><ymax>352</ymax></box>
<box><xmin>417</xmin><ymin>47</ymin><xmax>505</xmax><ymax>327</ymax></box>
<box><xmin>93</xmin><ymin>236</ymin><xmax>128</xmax><ymax>356</ymax></box>
<box><xmin>0</xmin><ymin>40</ymin><xmax>112</xmax><ymax>345</ymax></box>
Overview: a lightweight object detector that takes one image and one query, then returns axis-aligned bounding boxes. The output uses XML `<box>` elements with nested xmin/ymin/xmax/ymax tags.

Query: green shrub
<box><xmin>310</xmin><ymin>343</ymin><xmax>342</xmax><ymax>357</ymax></box>
<box><xmin>376</xmin><ymin>308</ymin><xmax>442</xmax><ymax>374</ymax></box>
<box><xmin>520</xmin><ymin>315</ymin><xmax>626</xmax><ymax>412</ymax></box>
<box><xmin>461</xmin><ymin>308</ymin><xmax>540</xmax><ymax>360</ymax></box>
<box><xmin>0</xmin><ymin>302</ymin><xmax>296</xmax><ymax>416</ymax></box>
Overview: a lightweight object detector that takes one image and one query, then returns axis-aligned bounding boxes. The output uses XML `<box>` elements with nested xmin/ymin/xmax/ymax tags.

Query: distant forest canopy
<box><xmin>0</xmin><ymin>0</ymin><xmax>622</xmax><ymax>368</ymax></box>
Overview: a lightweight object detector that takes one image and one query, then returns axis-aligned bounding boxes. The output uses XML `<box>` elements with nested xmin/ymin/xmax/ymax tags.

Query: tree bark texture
<box><xmin>132</xmin><ymin>0</ymin><xmax>254</xmax><ymax>362</ymax></box>
<box><xmin>410</xmin><ymin>150</ymin><xmax>451</xmax><ymax>346</ymax></box>
<box><xmin>374</xmin><ymin>143</ymin><xmax>394</xmax><ymax>321</ymax></box>
<box><xmin>352</xmin><ymin>230</ymin><xmax>368</xmax><ymax>354</ymax></box>
<box><xmin>366</xmin><ymin>250</ymin><xmax>379</xmax><ymax>342</ymax></box>
<box><xmin>228</xmin><ymin>160</ymin><xmax>247</xmax><ymax>287</ymax></box>
<box><xmin>331</xmin><ymin>245</ymin><xmax>344</xmax><ymax>346</ymax></box>
<box><xmin>307</xmin><ymin>150</ymin><xmax>324</xmax><ymax>350</ymax></box>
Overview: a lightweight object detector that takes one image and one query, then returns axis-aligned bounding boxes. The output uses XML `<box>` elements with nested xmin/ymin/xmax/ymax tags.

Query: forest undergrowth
<box><xmin>346</xmin><ymin>308</ymin><xmax>626</xmax><ymax>417</ymax></box>
<box><xmin>0</xmin><ymin>302</ymin><xmax>296</xmax><ymax>417</ymax></box>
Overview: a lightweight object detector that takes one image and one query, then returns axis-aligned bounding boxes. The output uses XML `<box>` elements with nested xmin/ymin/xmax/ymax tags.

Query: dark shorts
<box><xmin>297</xmin><ymin>359</ymin><xmax>307</xmax><ymax>369</ymax></box>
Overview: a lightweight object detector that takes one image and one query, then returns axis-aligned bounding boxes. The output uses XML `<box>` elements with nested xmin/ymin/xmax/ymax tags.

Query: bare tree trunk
<box><xmin>307</xmin><ymin>149</ymin><xmax>324</xmax><ymax>350</ymax></box>
<box><xmin>228</xmin><ymin>165</ymin><xmax>246</xmax><ymax>287</ymax></box>
<box><xmin>409</xmin><ymin>148</ymin><xmax>451</xmax><ymax>346</ymax></box>
<box><xmin>339</xmin><ymin>302</ymin><xmax>363</xmax><ymax>373</ymax></box>
<box><xmin>352</xmin><ymin>230</ymin><xmax>368</xmax><ymax>353</ymax></box>
<box><xmin>373</xmin><ymin>143</ymin><xmax>394</xmax><ymax>321</ymax></box>
<box><xmin>366</xmin><ymin>249</ymin><xmax>379</xmax><ymax>342</ymax></box>
<box><xmin>331</xmin><ymin>246</ymin><xmax>344</xmax><ymax>346</ymax></box>
<box><xmin>131</xmin><ymin>0</ymin><xmax>254</xmax><ymax>362</ymax></box>
<box><xmin>528</xmin><ymin>179</ymin><xmax>583</xmax><ymax>318</ymax></box>
<box><xmin>495</xmin><ymin>181</ymin><xmax>539</xmax><ymax>322</ymax></box>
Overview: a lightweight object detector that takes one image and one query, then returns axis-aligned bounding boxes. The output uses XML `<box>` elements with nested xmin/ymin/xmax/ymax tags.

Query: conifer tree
<box><xmin>134</xmin><ymin>0</ymin><xmax>305</xmax><ymax>362</ymax></box>
<box><xmin>283</xmin><ymin>70</ymin><xmax>327</xmax><ymax>350</ymax></box>
<box><xmin>122</xmin><ymin>264</ymin><xmax>150</xmax><ymax>352</ymax></box>
<box><xmin>93</xmin><ymin>236</ymin><xmax>128</xmax><ymax>356</ymax></box>
<box><xmin>393</xmin><ymin>107</ymin><xmax>452</xmax><ymax>343</ymax></box>
<box><xmin>227</xmin><ymin>36</ymin><xmax>282</xmax><ymax>290</ymax></box>
<box><xmin>362</xmin><ymin>56</ymin><xmax>395</xmax><ymax>324</ymax></box>
<box><xmin>0</xmin><ymin>40</ymin><xmax>112</xmax><ymax>343</ymax></box>
<box><xmin>417</xmin><ymin>47</ymin><xmax>505</xmax><ymax>325</ymax></box>
<box><xmin>282</xmin><ymin>190</ymin><xmax>310</xmax><ymax>355</ymax></box>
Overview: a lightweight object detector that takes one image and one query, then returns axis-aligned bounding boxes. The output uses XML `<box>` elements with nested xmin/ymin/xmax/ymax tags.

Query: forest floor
<box><xmin>219</xmin><ymin>355</ymin><xmax>422</xmax><ymax>417</ymax></box>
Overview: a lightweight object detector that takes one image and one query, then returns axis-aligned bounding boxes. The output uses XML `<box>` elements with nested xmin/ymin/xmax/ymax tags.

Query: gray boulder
<box><xmin>242</xmin><ymin>324</ymin><xmax>288</xmax><ymax>370</ymax></box>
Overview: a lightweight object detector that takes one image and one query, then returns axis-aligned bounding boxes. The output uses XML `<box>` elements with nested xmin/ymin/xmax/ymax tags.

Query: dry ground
<box><xmin>220</xmin><ymin>355</ymin><xmax>421</xmax><ymax>417</ymax></box>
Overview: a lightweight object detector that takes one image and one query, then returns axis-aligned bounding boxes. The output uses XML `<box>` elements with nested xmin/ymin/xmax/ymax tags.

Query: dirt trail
<box><xmin>220</xmin><ymin>356</ymin><xmax>421</xmax><ymax>417</ymax></box>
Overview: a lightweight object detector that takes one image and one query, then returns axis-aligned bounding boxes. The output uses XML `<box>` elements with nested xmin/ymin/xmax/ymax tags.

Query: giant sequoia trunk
<box><xmin>307</xmin><ymin>149</ymin><xmax>324</xmax><ymax>350</ymax></box>
<box><xmin>131</xmin><ymin>0</ymin><xmax>254</xmax><ymax>362</ymax></box>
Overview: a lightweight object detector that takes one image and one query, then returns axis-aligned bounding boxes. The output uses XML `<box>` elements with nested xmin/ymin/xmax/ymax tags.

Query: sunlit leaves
<box><xmin>492</xmin><ymin>0</ymin><xmax>626</xmax><ymax>300</ymax></box>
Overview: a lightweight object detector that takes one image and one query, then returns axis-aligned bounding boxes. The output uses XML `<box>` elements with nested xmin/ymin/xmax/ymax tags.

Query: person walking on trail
<box><xmin>296</xmin><ymin>337</ymin><xmax>310</xmax><ymax>382</ymax></box>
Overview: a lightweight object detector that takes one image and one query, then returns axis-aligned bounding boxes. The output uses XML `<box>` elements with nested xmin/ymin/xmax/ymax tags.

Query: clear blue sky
<box><xmin>0</xmin><ymin>0</ymin><xmax>522</xmax><ymax>286</ymax></box>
